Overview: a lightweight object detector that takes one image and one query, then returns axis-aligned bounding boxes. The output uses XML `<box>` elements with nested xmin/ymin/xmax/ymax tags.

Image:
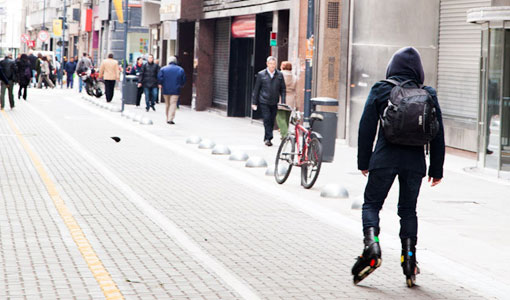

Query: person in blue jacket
<box><xmin>64</xmin><ymin>57</ymin><xmax>77</xmax><ymax>89</ymax></box>
<box><xmin>352</xmin><ymin>47</ymin><xmax>445</xmax><ymax>286</ymax></box>
<box><xmin>157</xmin><ymin>56</ymin><xmax>186</xmax><ymax>125</ymax></box>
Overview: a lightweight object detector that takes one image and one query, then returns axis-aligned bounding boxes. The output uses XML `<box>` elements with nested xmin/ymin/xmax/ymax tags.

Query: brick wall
<box><xmin>181</xmin><ymin>0</ymin><xmax>203</xmax><ymax>20</ymax></box>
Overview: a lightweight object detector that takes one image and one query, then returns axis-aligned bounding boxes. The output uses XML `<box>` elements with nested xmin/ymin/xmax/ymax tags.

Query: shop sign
<box><xmin>231</xmin><ymin>15</ymin><xmax>256</xmax><ymax>38</ymax></box>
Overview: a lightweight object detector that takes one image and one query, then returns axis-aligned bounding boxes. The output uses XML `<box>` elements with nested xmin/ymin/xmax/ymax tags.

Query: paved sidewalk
<box><xmin>103</xmin><ymin>88</ymin><xmax>510</xmax><ymax>292</ymax></box>
<box><xmin>0</xmin><ymin>87</ymin><xmax>506</xmax><ymax>299</ymax></box>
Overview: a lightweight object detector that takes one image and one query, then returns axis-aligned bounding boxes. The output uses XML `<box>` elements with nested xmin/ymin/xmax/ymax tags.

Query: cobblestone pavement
<box><xmin>0</xmin><ymin>88</ymin><xmax>503</xmax><ymax>299</ymax></box>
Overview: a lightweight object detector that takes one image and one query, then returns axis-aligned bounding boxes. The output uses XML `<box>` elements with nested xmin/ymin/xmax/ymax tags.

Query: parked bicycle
<box><xmin>275</xmin><ymin>105</ymin><xmax>324</xmax><ymax>189</ymax></box>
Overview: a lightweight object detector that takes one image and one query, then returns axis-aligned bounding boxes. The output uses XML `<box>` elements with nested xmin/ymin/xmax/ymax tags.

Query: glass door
<box><xmin>478</xmin><ymin>27</ymin><xmax>488</xmax><ymax>166</ymax></box>
<box><xmin>484</xmin><ymin>28</ymin><xmax>504</xmax><ymax>170</ymax></box>
<box><xmin>501</xmin><ymin>30</ymin><xmax>510</xmax><ymax>172</ymax></box>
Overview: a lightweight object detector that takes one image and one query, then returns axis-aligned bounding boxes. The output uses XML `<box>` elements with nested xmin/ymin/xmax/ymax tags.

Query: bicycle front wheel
<box><xmin>275</xmin><ymin>135</ymin><xmax>295</xmax><ymax>184</ymax></box>
<box><xmin>301</xmin><ymin>137</ymin><xmax>323</xmax><ymax>189</ymax></box>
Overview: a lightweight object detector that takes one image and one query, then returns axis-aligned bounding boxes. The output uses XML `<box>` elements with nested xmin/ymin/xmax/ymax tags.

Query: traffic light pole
<box><xmin>121</xmin><ymin>0</ymin><xmax>129</xmax><ymax>112</ymax></box>
<box><xmin>303</xmin><ymin>0</ymin><xmax>315</xmax><ymax>125</ymax></box>
<box><xmin>42</xmin><ymin>0</ymin><xmax>46</xmax><ymax>50</ymax></box>
<box><xmin>60</xmin><ymin>0</ymin><xmax>66</xmax><ymax>89</ymax></box>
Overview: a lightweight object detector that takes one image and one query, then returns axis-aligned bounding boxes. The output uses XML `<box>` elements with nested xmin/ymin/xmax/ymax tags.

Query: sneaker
<box><xmin>265</xmin><ymin>140</ymin><xmax>273</xmax><ymax>147</ymax></box>
<box><xmin>151</xmin><ymin>105</ymin><xmax>156</xmax><ymax>111</ymax></box>
<box><xmin>146</xmin><ymin>108</ymin><xmax>149</xmax><ymax>112</ymax></box>
<box><xmin>169</xmin><ymin>121</ymin><xmax>175</xmax><ymax>125</ymax></box>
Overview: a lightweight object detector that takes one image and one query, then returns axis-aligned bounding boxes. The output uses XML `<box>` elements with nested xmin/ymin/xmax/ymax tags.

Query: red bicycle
<box><xmin>275</xmin><ymin>105</ymin><xmax>324</xmax><ymax>189</ymax></box>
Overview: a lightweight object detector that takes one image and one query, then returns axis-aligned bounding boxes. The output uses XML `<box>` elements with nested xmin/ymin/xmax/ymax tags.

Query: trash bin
<box><xmin>310</xmin><ymin>97</ymin><xmax>339</xmax><ymax>163</ymax></box>
<box><xmin>122</xmin><ymin>75</ymin><xmax>138</xmax><ymax>105</ymax></box>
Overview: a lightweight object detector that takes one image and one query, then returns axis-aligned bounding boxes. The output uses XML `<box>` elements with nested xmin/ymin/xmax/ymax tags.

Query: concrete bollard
<box><xmin>186</xmin><ymin>136</ymin><xmax>202</xmax><ymax>144</ymax></box>
<box><xmin>133</xmin><ymin>114</ymin><xmax>143</xmax><ymax>122</ymax></box>
<box><xmin>229</xmin><ymin>151</ymin><xmax>249</xmax><ymax>162</ymax></box>
<box><xmin>140</xmin><ymin>117</ymin><xmax>153</xmax><ymax>125</ymax></box>
<box><xmin>320</xmin><ymin>184</ymin><xmax>350</xmax><ymax>199</ymax></box>
<box><xmin>351</xmin><ymin>195</ymin><xmax>363</xmax><ymax>210</ymax></box>
<box><xmin>212</xmin><ymin>145</ymin><xmax>231</xmax><ymax>155</ymax></box>
<box><xmin>198</xmin><ymin>139</ymin><xmax>216</xmax><ymax>149</ymax></box>
<box><xmin>265</xmin><ymin>164</ymin><xmax>289</xmax><ymax>176</ymax></box>
<box><xmin>245</xmin><ymin>156</ymin><xmax>268</xmax><ymax>168</ymax></box>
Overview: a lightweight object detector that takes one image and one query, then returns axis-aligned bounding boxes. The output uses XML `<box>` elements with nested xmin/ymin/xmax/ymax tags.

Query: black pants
<box><xmin>260</xmin><ymin>103</ymin><xmax>277</xmax><ymax>141</ymax></box>
<box><xmin>1</xmin><ymin>80</ymin><xmax>14</xmax><ymax>109</ymax></box>
<box><xmin>104</xmin><ymin>80</ymin><xmax>116</xmax><ymax>102</ymax></box>
<box><xmin>135</xmin><ymin>87</ymin><xmax>143</xmax><ymax>106</ymax></box>
<box><xmin>362</xmin><ymin>168</ymin><xmax>423</xmax><ymax>242</ymax></box>
<box><xmin>18</xmin><ymin>84</ymin><xmax>28</xmax><ymax>100</ymax></box>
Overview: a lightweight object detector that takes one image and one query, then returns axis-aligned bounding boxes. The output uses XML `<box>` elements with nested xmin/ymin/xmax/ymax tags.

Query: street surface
<box><xmin>1</xmin><ymin>87</ymin><xmax>509</xmax><ymax>299</ymax></box>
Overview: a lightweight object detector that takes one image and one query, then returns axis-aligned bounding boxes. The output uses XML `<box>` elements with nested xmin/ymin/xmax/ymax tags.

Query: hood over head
<box><xmin>385</xmin><ymin>47</ymin><xmax>424</xmax><ymax>84</ymax></box>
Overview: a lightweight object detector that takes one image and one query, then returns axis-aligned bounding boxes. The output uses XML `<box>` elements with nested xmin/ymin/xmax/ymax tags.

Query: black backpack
<box><xmin>380</xmin><ymin>79</ymin><xmax>439</xmax><ymax>146</ymax></box>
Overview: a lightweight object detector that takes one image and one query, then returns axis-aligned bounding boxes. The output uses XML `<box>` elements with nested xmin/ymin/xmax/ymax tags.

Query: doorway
<box><xmin>228</xmin><ymin>38</ymin><xmax>254</xmax><ymax>117</ymax></box>
<box><xmin>177</xmin><ymin>22</ymin><xmax>196</xmax><ymax>106</ymax></box>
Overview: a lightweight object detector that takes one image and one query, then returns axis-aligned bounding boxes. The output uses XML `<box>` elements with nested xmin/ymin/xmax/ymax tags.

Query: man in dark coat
<box><xmin>28</xmin><ymin>51</ymin><xmax>38</xmax><ymax>87</ymax></box>
<box><xmin>16</xmin><ymin>54</ymin><xmax>32</xmax><ymax>100</ymax></box>
<box><xmin>138</xmin><ymin>54</ymin><xmax>160</xmax><ymax>112</ymax></box>
<box><xmin>64</xmin><ymin>57</ymin><xmax>77</xmax><ymax>89</ymax></box>
<box><xmin>251</xmin><ymin>56</ymin><xmax>286</xmax><ymax>146</ymax></box>
<box><xmin>352</xmin><ymin>47</ymin><xmax>445</xmax><ymax>285</ymax></box>
<box><xmin>0</xmin><ymin>65</ymin><xmax>9</xmax><ymax>89</ymax></box>
<box><xmin>0</xmin><ymin>52</ymin><xmax>18</xmax><ymax>110</ymax></box>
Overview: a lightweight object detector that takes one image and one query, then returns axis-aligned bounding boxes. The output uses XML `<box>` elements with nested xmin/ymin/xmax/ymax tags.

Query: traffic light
<box><xmin>58</xmin><ymin>17</ymin><xmax>68</xmax><ymax>30</ymax></box>
<box><xmin>270</xmin><ymin>32</ymin><xmax>277</xmax><ymax>46</ymax></box>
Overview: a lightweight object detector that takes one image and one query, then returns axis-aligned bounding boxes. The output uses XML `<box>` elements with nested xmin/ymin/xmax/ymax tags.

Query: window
<box><xmin>327</xmin><ymin>2</ymin><xmax>339</xmax><ymax>29</ymax></box>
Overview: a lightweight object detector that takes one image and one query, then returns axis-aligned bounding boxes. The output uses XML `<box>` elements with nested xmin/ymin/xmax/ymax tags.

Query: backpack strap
<box><xmin>382</xmin><ymin>79</ymin><xmax>400</xmax><ymax>86</ymax></box>
<box><xmin>382</xmin><ymin>79</ymin><xmax>423</xmax><ymax>88</ymax></box>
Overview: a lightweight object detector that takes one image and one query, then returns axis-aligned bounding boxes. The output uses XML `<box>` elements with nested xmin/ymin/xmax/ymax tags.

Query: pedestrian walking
<box><xmin>138</xmin><ymin>54</ymin><xmax>160</xmax><ymax>112</ymax></box>
<box><xmin>76</xmin><ymin>53</ymin><xmax>93</xmax><ymax>93</ymax></box>
<box><xmin>130</xmin><ymin>57</ymin><xmax>144</xmax><ymax>107</ymax></box>
<box><xmin>157</xmin><ymin>56</ymin><xmax>185</xmax><ymax>125</ymax></box>
<box><xmin>55</xmin><ymin>58</ymin><xmax>63</xmax><ymax>86</ymax></box>
<box><xmin>352</xmin><ymin>47</ymin><xmax>445</xmax><ymax>287</ymax></box>
<box><xmin>251</xmin><ymin>56</ymin><xmax>286</xmax><ymax>147</ymax></box>
<box><xmin>0</xmin><ymin>52</ymin><xmax>18</xmax><ymax>110</ymax></box>
<box><xmin>28</xmin><ymin>51</ymin><xmax>38</xmax><ymax>87</ymax></box>
<box><xmin>154</xmin><ymin>59</ymin><xmax>161</xmax><ymax>103</ymax></box>
<box><xmin>276</xmin><ymin>61</ymin><xmax>297</xmax><ymax>139</ymax></box>
<box><xmin>98</xmin><ymin>53</ymin><xmax>120</xmax><ymax>103</ymax></box>
<box><xmin>16</xmin><ymin>54</ymin><xmax>32</xmax><ymax>101</ymax></box>
<box><xmin>64</xmin><ymin>57</ymin><xmax>77</xmax><ymax>89</ymax></box>
<box><xmin>35</xmin><ymin>53</ymin><xmax>43</xmax><ymax>85</ymax></box>
<box><xmin>48</xmin><ymin>57</ymin><xmax>56</xmax><ymax>85</ymax></box>
<box><xmin>37</xmin><ymin>57</ymin><xmax>55</xmax><ymax>89</ymax></box>
<box><xmin>0</xmin><ymin>63</ymin><xmax>11</xmax><ymax>110</ymax></box>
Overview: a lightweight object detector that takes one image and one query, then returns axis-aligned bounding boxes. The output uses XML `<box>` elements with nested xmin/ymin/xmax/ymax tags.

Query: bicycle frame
<box><xmin>293</xmin><ymin>120</ymin><xmax>313</xmax><ymax>167</ymax></box>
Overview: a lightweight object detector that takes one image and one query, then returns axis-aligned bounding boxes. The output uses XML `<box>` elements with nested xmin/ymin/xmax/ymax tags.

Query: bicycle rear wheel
<box><xmin>275</xmin><ymin>135</ymin><xmax>295</xmax><ymax>184</ymax></box>
<box><xmin>301</xmin><ymin>137</ymin><xmax>323</xmax><ymax>189</ymax></box>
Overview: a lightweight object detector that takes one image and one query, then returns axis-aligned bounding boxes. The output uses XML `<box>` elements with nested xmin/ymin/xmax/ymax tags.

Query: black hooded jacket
<box><xmin>357</xmin><ymin>47</ymin><xmax>445</xmax><ymax>178</ymax></box>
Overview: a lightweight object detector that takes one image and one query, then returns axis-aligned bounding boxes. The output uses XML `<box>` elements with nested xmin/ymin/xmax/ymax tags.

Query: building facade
<box><xmin>171</xmin><ymin>0</ymin><xmax>346</xmax><ymax>120</ymax></box>
<box><xmin>92</xmin><ymin>0</ymin><xmax>149</xmax><ymax>65</ymax></box>
<box><xmin>0</xmin><ymin>0</ymin><xmax>23</xmax><ymax>56</ymax></box>
<box><xmin>341</xmin><ymin>0</ymin><xmax>510</xmax><ymax>178</ymax></box>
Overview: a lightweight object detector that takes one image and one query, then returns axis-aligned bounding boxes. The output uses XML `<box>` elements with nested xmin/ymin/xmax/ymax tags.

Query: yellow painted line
<box><xmin>1</xmin><ymin>111</ymin><xmax>124</xmax><ymax>300</ymax></box>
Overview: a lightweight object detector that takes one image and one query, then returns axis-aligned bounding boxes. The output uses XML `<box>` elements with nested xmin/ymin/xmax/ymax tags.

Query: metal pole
<box><xmin>42</xmin><ymin>0</ymin><xmax>46</xmax><ymax>50</ymax></box>
<box><xmin>60</xmin><ymin>0</ymin><xmax>66</xmax><ymax>89</ymax></box>
<box><xmin>303</xmin><ymin>0</ymin><xmax>315</xmax><ymax>125</ymax></box>
<box><xmin>121</xmin><ymin>0</ymin><xmax>128</xmax><ymax>112</ymax></box>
